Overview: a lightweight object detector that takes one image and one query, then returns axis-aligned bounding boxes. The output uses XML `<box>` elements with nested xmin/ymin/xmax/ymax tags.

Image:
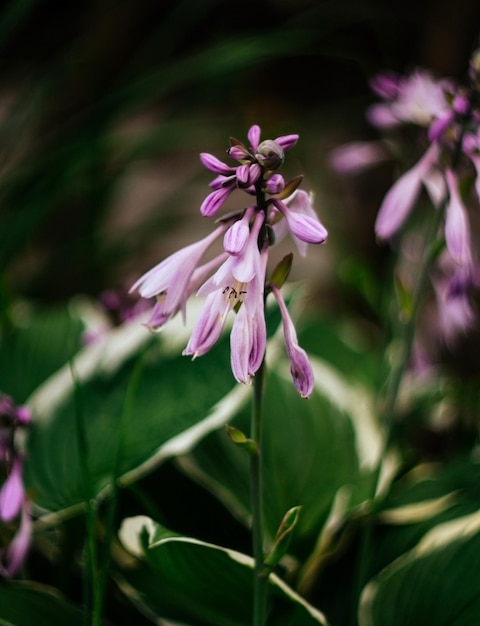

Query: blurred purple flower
<box><xmin>0</xmin><ymin>393</ymin><xmax>32</xmax><ymax>577</ymax></box>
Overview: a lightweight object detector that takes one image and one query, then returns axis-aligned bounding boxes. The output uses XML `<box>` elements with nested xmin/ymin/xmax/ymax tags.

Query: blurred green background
<box><xmin>1</xmin><ymin>0</ymin><xmax>479</xmax><ymax>310</ymax></box>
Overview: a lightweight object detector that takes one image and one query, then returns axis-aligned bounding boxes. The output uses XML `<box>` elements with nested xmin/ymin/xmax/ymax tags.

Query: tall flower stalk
<box><xmin>131</xmin><ymin>124</ymin><xmax>328</xmax><ymax>623</ymax></box>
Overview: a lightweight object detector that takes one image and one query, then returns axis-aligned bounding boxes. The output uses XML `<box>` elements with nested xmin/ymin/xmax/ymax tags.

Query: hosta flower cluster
<box><xmin>372</xmin><ymin>51</ymin><xmax>480</xmax><ymax>340</ymax></box>
<box><xmin>131</xmin><ymin>125</ymin><xmax>328</xmax><ymax>397</ymax></box>
<box><xmin>0</xmin><ymin>393</ymin><xmax>32</xmax><ymax>577</ymax></box>
<box><xmin>332</xmin><ymin>48</ymin><xmax>480</xmax><ymax>344</ymax></box>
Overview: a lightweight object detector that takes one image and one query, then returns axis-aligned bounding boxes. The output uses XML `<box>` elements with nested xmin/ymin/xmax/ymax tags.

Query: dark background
<box><xmin>1</xmin><ymin>0</ymin><xmax>479</xmax><ymax>309</ymax></box>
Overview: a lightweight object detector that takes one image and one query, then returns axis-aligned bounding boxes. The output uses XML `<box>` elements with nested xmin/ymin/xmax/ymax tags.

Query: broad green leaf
<box><xmin>0</xmin><ymin>302</ymin><xmax>84</xmax><ymax>403</ymax></box>
<box><xmin>0</xmin><ymin>581</ymin><xmax>84</xmax><ymax>626</ymax></box>
<box><xmin>23</xmin><ymin>302</ymin><xmax>247</xmax><ymax>516</ymax></box>
<box><xmin>359</xmin><ymin>510</ymin><xmax>480</xmax><ymax>626</ymax></box>
<box><xmin>117</xmin><ymin>515</ymin><xmax>329</xmax><ymax>626</ymax></box>
<box><xmin>175</xmin><ymin>334</ymin><xmax>384</xmax><ymax>559</ymax></box>
<box><xmin>366</xmin><ymin>455</ymin><xmax>480</xmax><ymax>577</ymax></box>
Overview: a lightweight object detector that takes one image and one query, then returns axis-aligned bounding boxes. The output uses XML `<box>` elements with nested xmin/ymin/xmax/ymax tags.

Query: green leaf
<box><xmin>0</xmin><ymin>581</ymin><xmax>84</xmax><ymax>626</ymax></box>
<box><xmin>359</xmin><ymin>510</ymin><xmax>480</xmax><ymax>626</ymax></box>
<box><xmin>176</xmin><ymin>345</ymin><xmax>382</xmax><ymax>558</ymax></box>
<box><xmin>0</xmin><ymin>303</ymin><xmax>84</xmax><ymax>403</ymax></box>
<box><xmin>23</xmin><ymin>303</ymin><xmax>245</xmax><ymax>516</ymax></box>
<box><xmin>117</xmin><ymin>515</ymin><xmax>330</xmax><ymax>626</ymax></box>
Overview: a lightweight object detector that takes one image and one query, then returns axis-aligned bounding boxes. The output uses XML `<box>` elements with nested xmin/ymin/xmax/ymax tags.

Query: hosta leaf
<box><xmin>359</xmin><ymin>510</ymin><xmax>480</xmax><ymax>626</ymax></box>
<box><xmin>175</xmin><ymin>334</ymin><xmax>384</xmax><ymax>559</ymax></box>
<box><xmin>117</xmin><ymin>515</ymin><xmax>330</xmax><ymax>626</ymax></box>
<box><xmin>0</xmin><ymin>581</ymin><xmax>83</xmax><ymax>626</ymax></box>
<box><xmin>23</xmin><ymin>302</ymin><xmax>246</xmax><ymax>516</ymax></box>
<box><xmin>0</xmin><ymin>302</ymin><xmax>84</xmax><ymax>403</ymax></box>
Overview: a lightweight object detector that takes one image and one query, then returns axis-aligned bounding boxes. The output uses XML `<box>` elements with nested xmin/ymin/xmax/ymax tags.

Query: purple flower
<box><xmin>230</xmin><ymin>248</ymin><xmax>268</xmax><ymax>383</ymax></box>
<box><xmin>130</xmin><ymin>224</ymin><xmax>228</xmax><ymax>330</ymax></box>
<box><xmin>0</xmin><ymin>503</ymin><xmax>31</xmax><ymax>578</ymax></box>
<box><xmin>184</xmin><ymin>212</ymin><xmax>266</xmax><ymax>362</ymax></box>
<box><xmin>271</xmin><ymin>190</ymin><xmax>328</xmax><ymax>256</ymax></box>
<box><xmin>271</xmin><ymin>286</ymin><xmax>314</xmax><ymax>398</ymax></box>
<box><xmin>375</xmin><ymin>143</ymin><xmax>440</xmax><ymax>240</ymax></box>
<box><xmin>367</xmin><ymin>69</ymin><xmax>448</xmax><ymax>129</ymax></box>
<box><xmin>199</xmin><ymin>125</ymin><xmax>299</xmax><ymax>217</ymax></box>
<box><xmin>132</xmin><ymin>124</ymin><xmax>328</xmax><ymax>392</ymax></box>
<box><xmin>444</xmin><ymin>168</ymin><xmax>472</xmax><ymax>265</ymax></box>
<box><xmin>432</xmin><ymin>252</ymin><xmax>478</xmax><ymax>344</ymax></box>
<box><xmin>0</xmin><ymin>393</ymin><xmax>32</xmax><ymax>578</ymax></box>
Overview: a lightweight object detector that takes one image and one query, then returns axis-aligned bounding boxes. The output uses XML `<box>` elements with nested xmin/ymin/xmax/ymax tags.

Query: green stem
<box><xmin>381</xmin><ymin>207</ymin><xmax>445</xmax><ymax>448</ymax></box>
<box><xmin>251</xmin><ymin>356</ymin><xmax>268</xmax><ymax>626</ymax></box>
<box><xmin>351</xmin><ymin>208</ymin><xmax>445</xmax><ymax>625</ymax></box>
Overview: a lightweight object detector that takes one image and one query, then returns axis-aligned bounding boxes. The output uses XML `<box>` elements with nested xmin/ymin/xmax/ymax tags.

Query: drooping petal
<box><xmin>272</xmin><ymin>196</ymin><xmax>328</xmax><ymax>252</ymax></box>
<box><xmin>130</xmin><ymin>225</ymin><xmax>226</xmax><ymax>302</ymax></box>
<box><xmin>183</xmin><ymin>291</ymin><xmax>226</xmax><ymax>358</ymax></box>
<box><xmin>271</xmin><ymin>286</ymin><xmax>314</xmax><ymax>398</ymax></box>
<box><xmin>223</xmin><ymin>208</ymin><xmax>254</xmax><ymax>255</ymax></box>
<box><xmin>444</xmin><ymin>168</ymin><xmax>472</xmax><ymax>265</ymax></box>
<box><xmin>0</xmin><ymin>503</ymin><xmax>31</xmax><ymax>577</ymax></box>
<box><xmin>375</xmin><ymin>142</ymin><xmax>439</xmax><ymax>239</ymax></box>
<box><xmin>0</xmin><ymin>458</ymin><xmax>24</xmax><ymax>522</ymax></box>
<box><xmin>230</xmin><ymin>211</ymin><xmax>265</xmax><ymax>283</ymax></box>
<box><xmin>230</xmin><ymin>303</ymin><xmax>266</xmax><ymax>383</ymax></box>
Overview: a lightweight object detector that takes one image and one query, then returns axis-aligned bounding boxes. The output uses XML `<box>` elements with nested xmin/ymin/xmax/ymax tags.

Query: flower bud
<box><xmin>255</xmin><ymin>140</ymin><xmax>285</xmax><ymax>170</ymax></box>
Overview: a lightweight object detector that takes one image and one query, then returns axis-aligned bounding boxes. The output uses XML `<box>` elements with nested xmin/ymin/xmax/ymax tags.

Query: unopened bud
<box><xmin>255</xmin><ymin>140</ymin><xmax>285</xmax><ymax>170</ymax></box>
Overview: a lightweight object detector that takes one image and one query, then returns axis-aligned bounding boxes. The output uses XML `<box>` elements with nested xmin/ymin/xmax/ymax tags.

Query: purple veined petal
<box><xmin>0</xmin><ymin>502</ymin><xmax>31</xmax><ymax>577</ymax></box>
<box><xmin>444</xmin><ymin>168</ymin><xmax>472</xmax><ymax>266</ymax></box>
<box><xmin>130</xmin><ymin>224</ymin><xmax>226</xmax><ymax>301</ymax></box>
<box><xmin>209</xmin><ymin>174</ymin><xmax>235</xmax><ymax>190</ymax></box>
<box><xmin>272</xmin><ymin>197</ymin><xmax>328</xmax><ymax>252</ymax></box>
<box><xmin>271</xmin><ymin>286</ymin><xmax>314</xmax><ymax>398</ymax></box>
<box><xmin>224</xmin><ymin>207</ymin><xmax>254</xmax><ymax>255</ymax></box>
<box><xmin>0</xmin><ymin>458</ymin><xmax>24</xmax><ymax>522</ymax></box>
<box><xmin>274</xmin><ymin>134</ymin><xmax>299</xmax><ymax>151</ymax></box>
<box><xmin>248</xmin><ymin>125</ymin><xmax>261</xmax><ymax>151</ymax></box>
<box><xmin>200</xmin><ymin>152</ymin><xmax>236</xmax><ymax>175</ymax></box>
<box><xmin>183</xmin><ymin>290</ymin><xmax>226</xmax><ymax>358</ymax></box>
<box><xmin>230</xmin><ymin>302</ymin><xmax>266</xmax><ymax>383</ymax></box>
<box><xmin>200</xmin><ymin>184</ymin><xmax>235</xmax><ymax>217</ymax></box>
<box><xmin>236</xmin><ymin>163</ymin><xmax>261</xmax><ymax>187</ymax></box>
<box><xmin>264</xmin><ymin>174</ymin><xmax>285</xmax><ymax>194</ymax></box>
<box><xmin>230</xmin><ymin>211</ymin><xmax>265</xmax><ymax>283</ymax></box>
<box><xmin>375</xmin><ymin>142</ymin><xmax>440</xmax><ymax>239</ymax></box>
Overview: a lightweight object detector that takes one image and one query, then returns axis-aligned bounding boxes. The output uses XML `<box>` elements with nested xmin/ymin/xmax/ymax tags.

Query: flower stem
<box><xmin>381</xmin><ymin>207</ymin><xmax>445</xmax><ymax>444</ymax></box>
<box><xmin>251</xmin><ymin>356</ymin><xmax>268</xmax><ymax>626</ymax></box>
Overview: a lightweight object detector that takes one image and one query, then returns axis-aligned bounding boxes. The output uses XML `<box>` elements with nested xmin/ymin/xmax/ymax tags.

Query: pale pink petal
<box><xmin>444</xmin><ymin>168</ymin><xmax>472</xmax><ymax>265</ymax></box>
<box><xmin>0</xmin><ymin>458</ymin><xmax>24</xmax><ymax>522</ymax></box>
<box><xmin>271</xmin><ymin>286</ymin><xmax>314</xmax><ymax>398</ymax></box>
<box><xmin>248</xmin><ymin>125</ymin><xmax>261</xmax><ymax>151</ymax></box>
<box><xmin>375</xmin><ymin>143</ymin><xmax>439</xmax><ymax>239</ymax></box>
